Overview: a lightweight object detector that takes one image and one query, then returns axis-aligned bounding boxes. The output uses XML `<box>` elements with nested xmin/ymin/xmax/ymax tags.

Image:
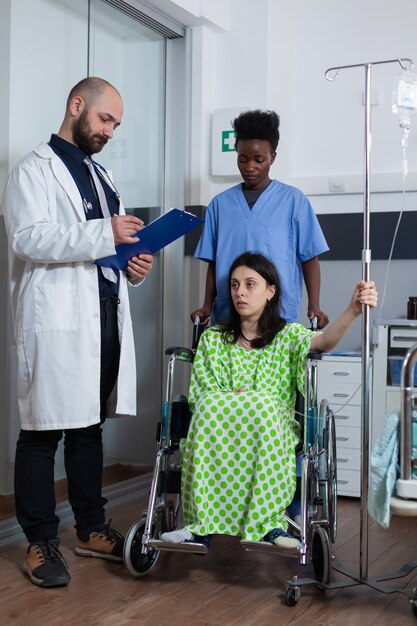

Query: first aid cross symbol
<box><xmin>222</xmin><ymin>130</ymin><xmax>236</xmax><ymax>152</ymax></box>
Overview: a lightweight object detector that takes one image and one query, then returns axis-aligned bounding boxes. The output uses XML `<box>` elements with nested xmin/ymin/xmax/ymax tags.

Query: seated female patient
<box><xmin>162</xmin><ymin>252</ymin><xmax>377</xmax><ymax>549</ymax></box>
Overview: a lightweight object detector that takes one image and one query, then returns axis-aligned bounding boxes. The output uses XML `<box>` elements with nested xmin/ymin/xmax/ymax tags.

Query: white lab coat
<box><xmin>3</xmin><ymin>142</ymin><xmax>139</xmax><ymax>430</ymax></box>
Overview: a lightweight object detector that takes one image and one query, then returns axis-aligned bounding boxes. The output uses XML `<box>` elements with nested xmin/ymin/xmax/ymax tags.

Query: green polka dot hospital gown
<box><xmin>181</xmin><ymin>323</ymin><xmax>315</xmax><ymax>541</ymax></box>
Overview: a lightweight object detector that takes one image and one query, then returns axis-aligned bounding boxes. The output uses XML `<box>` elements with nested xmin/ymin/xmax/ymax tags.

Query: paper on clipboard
<box><xmin>95</xmin><ymin>208</ymin><xmax>204</xmax><ymax>272</ymax></box>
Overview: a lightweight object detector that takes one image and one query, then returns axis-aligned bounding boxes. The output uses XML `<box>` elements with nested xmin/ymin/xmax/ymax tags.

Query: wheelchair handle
<box><xmin>310</xmin><ymin>315</ymin><xmax>318</xmax><ymax>332</ymax></box>
<box><xmin>192</xmin><ymin>315</ymin><xmax>206</xmax><ymax>350</ymax></box>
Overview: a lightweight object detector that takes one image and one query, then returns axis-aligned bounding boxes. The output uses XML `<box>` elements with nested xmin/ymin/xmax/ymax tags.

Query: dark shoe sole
<box><xmin>22</xmin><ymin>562</ymin><xmax>70</xmax><ymax>587</ymax></box>
<box><xmin>74</xmin><ymin>546</ymin><xmax>122</xmax><ymax>562</ymax></box>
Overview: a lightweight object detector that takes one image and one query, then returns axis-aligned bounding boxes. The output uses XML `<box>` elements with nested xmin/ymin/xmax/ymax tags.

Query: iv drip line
<box><xmin>378</xmin><ymin>66</ymin><xmax>417</xmax><ymax>318</ymax></box>
<box><xmin>377</xmin><ymin>179</ymin><xmax>406</xmax><ymax>318</ymax></box>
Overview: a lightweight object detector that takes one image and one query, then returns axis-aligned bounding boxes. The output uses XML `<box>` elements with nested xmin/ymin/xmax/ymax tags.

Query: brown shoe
<box><xmin>23</xmin><ymin>540</ymin><xmax>70</xmax><ymax>587</ymax></box>
<box><xmin>75</xmin><ymin>521</ymin><xmax>124</xmax><ymax>562</ymax></box>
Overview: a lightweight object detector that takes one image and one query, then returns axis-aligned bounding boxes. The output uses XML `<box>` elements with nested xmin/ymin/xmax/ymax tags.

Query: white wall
<box><xmin>185</xmin><ymin>0</ymin><xmax>417</xmax><ymax>200</ymax></box>
<box><xmin>184</xmin><ymin>0</ymin><xmax>270</xmax><ymax>205</ymax></box>
<box><xmin>268</xmin><ymin>0</ymin><xmax>417</xmax><ymax>194</ymax></box>
<box><xmin>265</xmin><ymin>0</ymin><xmax>417</xmax><ymax>346</ymax></box>
<box><xmin>183</xmin><ymin>0</ymin><xmax>417</xmax><ymax>348</ymax></box>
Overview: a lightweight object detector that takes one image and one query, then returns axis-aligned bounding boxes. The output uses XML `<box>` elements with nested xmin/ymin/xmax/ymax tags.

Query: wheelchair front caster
<box><xmin>285</xmin><ymin>585</ymin><xmax>300</xmax><ymax>607</ymax></box>
<box><xmin>123</xmin><ymin>517</ymin><xmax>160</xmax><ymax>577</ymax></box>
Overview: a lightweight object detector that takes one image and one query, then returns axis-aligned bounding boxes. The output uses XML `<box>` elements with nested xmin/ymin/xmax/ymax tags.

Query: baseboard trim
<box><xmin>0</xmin><ymin>473</ymin><xmax>152</xmax><ymax>548</ymax></box>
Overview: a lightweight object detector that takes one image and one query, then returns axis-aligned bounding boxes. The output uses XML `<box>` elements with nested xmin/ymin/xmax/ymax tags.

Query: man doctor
<box><xmin>3</xmin><ymin>77</ymin><xmax>153</xmax><ymax>587</ymax></box>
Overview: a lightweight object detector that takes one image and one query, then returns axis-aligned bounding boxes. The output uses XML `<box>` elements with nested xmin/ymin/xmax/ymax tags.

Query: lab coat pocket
<box><xmin>34</xmin><ymin>283</ymin><xmax>81</xmax><ymax>332</ymax></box>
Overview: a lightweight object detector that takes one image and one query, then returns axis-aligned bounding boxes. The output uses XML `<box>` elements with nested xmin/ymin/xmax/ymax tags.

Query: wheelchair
<box><xmin>123</xmin><ymin>324</ymin><xmax>338</xmax><ymax>603</ymax></box>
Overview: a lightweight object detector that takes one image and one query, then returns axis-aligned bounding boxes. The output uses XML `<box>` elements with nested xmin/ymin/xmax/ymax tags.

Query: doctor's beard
<box><xmin>72</xmin><ymin>109</ymin><xmax>108</xmax><ymax>155</ymax></box>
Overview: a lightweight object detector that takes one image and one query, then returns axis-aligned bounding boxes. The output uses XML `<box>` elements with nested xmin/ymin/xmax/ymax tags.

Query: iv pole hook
<box><xmin>325</xmin><ymin>57</ymin><xmax>413</xmax><ymax>81</ymax></box>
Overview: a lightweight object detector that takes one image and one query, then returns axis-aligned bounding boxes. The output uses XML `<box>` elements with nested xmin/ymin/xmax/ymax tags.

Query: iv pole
<box><xmin>325</xmin><ymin>57</ymin><xmax>413</xmax><ymax>582</ymax></box>
<box><xmin>287</xmin><ymin>58</ymin><xmax>417</xmax><ymax>614</ymax></box>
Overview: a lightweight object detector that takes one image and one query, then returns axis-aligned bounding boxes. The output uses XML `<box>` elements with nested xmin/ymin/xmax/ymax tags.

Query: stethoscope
<box><xmin>93</xmin><ymin>160</ymin><xmax>121</xmax><ymax>200</ymax></box>
<box><xmin>80</xmin><ymin>159</ymin><xmax>121</xmax><ymax>215</ymax></box>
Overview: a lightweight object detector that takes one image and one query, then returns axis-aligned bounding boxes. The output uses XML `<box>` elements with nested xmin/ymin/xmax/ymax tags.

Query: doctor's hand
<box><xmin>127</xmin><ymin>253</ymin><xmax>153</xmax><ymax>281</ymax></box>
<box><xmin>111</xmin><ymin>215</ymin><xmax>144</xmax><ymax>245</ymax></box>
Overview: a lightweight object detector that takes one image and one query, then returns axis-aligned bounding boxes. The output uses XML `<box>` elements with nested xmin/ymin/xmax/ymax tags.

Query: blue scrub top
<box><xmin>195</xmin><ymin>180</ymin><xmax>329</xmax><ymax>324</ymax></box>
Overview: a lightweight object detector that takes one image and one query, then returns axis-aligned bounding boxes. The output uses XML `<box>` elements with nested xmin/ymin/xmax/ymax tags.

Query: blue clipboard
<box><xmin>95</xmin><ymin>208</ymin><xmax>204</xmax><ymax>271</ymax></box>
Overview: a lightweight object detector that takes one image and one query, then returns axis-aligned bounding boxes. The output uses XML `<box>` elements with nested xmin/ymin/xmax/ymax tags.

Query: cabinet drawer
<box><xmin>332</xmin><ymin>404</ymin><xmax>361</xmax><ymax>428</ymax></box>
<box><xmin>335</xmin><ymin>425</ymin><xmax>361</xmax><ymax>449</ymax></box>
<box><xmin>336</xmin><ymin>447</ymin><xmax>360</xmax><ymax>470</ymax></box>
<box><xmin>318</xmin><ymin>382</ymin><xmax>361</xmax><ymax>406</ymax></box>
<box><xmin>319</xmin><ymin>360</ymin><xmax>361</xmax><ymax>384</ymax></box>
<box><xmin>390</xmin><ymin>327</ymin><xmax>417</xmax><ymax>349</ymax></box>
<box><xmin>337</xmin><ymin>468</ymin><xmax>360</xmax><ymax>497</ymax></box>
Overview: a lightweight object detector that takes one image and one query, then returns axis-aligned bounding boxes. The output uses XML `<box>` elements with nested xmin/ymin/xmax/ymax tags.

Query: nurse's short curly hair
<box><xmin>232</xmin><ymin>109</ymin><xmax>280</xmax><ymax>151</ymax></box>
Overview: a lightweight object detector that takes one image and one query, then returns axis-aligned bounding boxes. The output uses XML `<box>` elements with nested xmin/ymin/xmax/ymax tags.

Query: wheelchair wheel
<box><xmin>411</xmin><ymin>587</ymin><xmax>417</xmax><ymax>618</ymax></box>
<box><xmin>285</xmin><ymin>586</ymin><xmax>300</xmax><ymax>607</ymax></box>
<box><xmin>324</xmin><ymin>409</ymin><xmax>337</xmax><ymax>543</ymax></box>
<box><xmin>123</xmin><ymin>517</ymin><xmax>160</xmax><ymax>577</ymax></box>
<box><xmin>311</xmin><ymin>526</ymin><xmax>331</xmax><ymax>585</ymax></box>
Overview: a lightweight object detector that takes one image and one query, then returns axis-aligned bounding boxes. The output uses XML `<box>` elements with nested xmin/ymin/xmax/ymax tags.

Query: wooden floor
<box><xmin>1</xmin><ymin>496</ymin><xmax>417</xmax><ymax>625</ymax></box>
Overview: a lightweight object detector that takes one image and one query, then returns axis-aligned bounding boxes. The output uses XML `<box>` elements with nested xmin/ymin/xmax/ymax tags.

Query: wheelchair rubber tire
<box><xmin>411</xmin><ymin>587</ymin><xmax>417</xmax><ymax>618</ymax></box>
<box><xmin>285</xmin><ymin>586</ymin><xmax>299</xmax><ymax>607</ymax></box>
<box><xmin>311</xmin><ymin>526</ymin><xmax>331</xmax><ymax>585</ymax></box>
<box><xmin>325</xmin><ymin>409</ymin><xmax>337</xmax><ymax>543</ymax></box>
<box><xmin>123</xmin><ymin>517</ymin><xmax>160</xmax><ymax>577</ymax></box>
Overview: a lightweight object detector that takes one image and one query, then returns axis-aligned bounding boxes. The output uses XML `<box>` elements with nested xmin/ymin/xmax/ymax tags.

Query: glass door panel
<box><xmin>89</xmin><ymin>0</ymin><xmax>166</xmax><ymax>467</ymax></box>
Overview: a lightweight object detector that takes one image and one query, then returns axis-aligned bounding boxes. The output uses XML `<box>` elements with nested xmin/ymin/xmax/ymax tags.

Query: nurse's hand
<box><xmin>111</xmin><ymin>215</ymin><xmax>144</xmax><ymax>245</ymax></box>
<box><xmin>126</xmin><ymin>254</ymin><xmax>153</xmax><ymax>280</ymax></box>
<box><xmin>191</xmin><ymin>305</ymin><xmax>211</xmax><ymax>325</ymax></box>
<box><xmin>308</xmin><ymin>306</ymin><xmax>329</xmax><ymax>329</ymax></box>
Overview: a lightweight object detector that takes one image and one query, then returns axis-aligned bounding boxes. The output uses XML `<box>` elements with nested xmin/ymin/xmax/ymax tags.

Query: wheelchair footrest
<box><xmin>147</xmin><ymin>539</ymin><xmax>209</xmax><ymax>555</ymax></box>
<box><xmin>240</xmin><ymin>540</ymin><xmax>299</xmax><ymax>558</ymax></box>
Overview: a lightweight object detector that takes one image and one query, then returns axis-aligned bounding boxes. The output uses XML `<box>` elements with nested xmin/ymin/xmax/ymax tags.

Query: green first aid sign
<box><xmin>212</xmin><ymin>109</ymin><xmax>242</xmax><ymax>174</ymax></box>
<box><xmin>221</xmin><ymin>130</ymin><xmax>236</xmax><ymax>152</ymax></box>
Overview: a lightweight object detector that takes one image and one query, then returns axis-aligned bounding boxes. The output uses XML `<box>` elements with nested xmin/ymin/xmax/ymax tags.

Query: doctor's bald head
<box><xmin>65</xmin><ymin>77</ymin><xmax>121</xmax><ymax>112</ymax></box>
<box><xmin>59</xmin><ymin>76</ymin><xmax>123</xmax><ymax>155</ymax></box>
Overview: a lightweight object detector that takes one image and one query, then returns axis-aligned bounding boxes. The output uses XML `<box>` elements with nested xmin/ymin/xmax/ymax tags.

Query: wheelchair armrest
<box><xmin>165</xmin><ymin>346</ymin><xmax>195</xmax><ymax>362</ymax></box>
<box><xmin>307</xmin><ymin>350</ymin><xmax>323</xmax><ymax>361</ymax></box>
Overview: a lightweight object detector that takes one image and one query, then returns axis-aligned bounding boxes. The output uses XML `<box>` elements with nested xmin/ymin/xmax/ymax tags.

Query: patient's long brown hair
<box><xmin>219</xmin><ymin>252</ymin><xmax>286</xmax><ymax>349</ymax></box>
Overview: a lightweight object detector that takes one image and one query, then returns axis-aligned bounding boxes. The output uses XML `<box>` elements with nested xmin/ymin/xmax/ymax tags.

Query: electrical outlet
<box><xmin>329</xmin><ymin>177</ymin><xmax>345</xmax><ymax>193</ymax></box>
